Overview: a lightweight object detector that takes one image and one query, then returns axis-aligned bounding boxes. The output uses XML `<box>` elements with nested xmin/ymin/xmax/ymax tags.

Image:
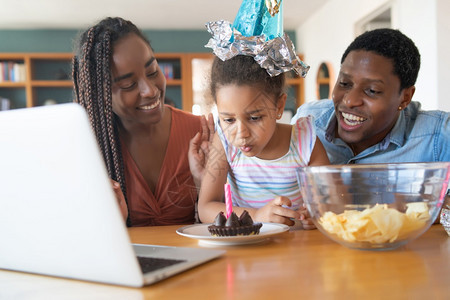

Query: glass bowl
<box><xmin>297</xmin><ymin>162</ymin><xmax>450</xmax><ymax>250</ymax></box>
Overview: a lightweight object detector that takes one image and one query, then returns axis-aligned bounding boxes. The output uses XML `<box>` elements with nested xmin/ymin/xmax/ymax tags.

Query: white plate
<box><xmin>176</xmin><ymin>223</ymin><xmax>290</xmax><ymax>246</ymax></box>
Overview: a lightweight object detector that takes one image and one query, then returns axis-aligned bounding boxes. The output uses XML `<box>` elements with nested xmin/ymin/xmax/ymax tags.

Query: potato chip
<box><xmin>318</xmin><ymin>203</ymin><xmax>430</xmax><ymax>244</ymax></box>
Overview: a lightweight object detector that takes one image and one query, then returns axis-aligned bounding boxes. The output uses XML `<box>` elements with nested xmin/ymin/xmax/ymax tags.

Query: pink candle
<box><xmin>224</xmin><ymin>183</ymin><xmax>232</xmax><ymax>218</ymax></box>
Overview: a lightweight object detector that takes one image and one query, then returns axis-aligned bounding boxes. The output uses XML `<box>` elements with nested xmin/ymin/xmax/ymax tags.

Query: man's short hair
<box><xmin>341</xmin><ymin>28</ymin><xmax>420</xmax><ymax>91</ymax></box>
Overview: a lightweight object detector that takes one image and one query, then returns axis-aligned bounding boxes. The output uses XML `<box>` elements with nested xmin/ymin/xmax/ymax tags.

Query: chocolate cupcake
<box><xmin>208</xmin><ymin>210</ymin><xmax>262</xmax><ymax>236</ymax></box>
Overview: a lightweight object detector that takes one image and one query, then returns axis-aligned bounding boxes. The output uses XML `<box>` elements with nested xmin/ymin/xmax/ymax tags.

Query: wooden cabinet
<box><xmin>286</xmin><ymin>70</ymin><xmax>305</xmax><ymax>110</ymax></box>
<box><xmin>287</xmin><ymin>54</ymin><xmax>306</xmax><ymax>110</ymax></box>
<box><xmin>0</xmin><ymin>52</ymin><xmax>304</xmax><ymax>113</ymax></box>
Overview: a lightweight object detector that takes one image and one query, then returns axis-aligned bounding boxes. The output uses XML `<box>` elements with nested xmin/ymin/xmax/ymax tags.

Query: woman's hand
<box><xmin>111</xmin><ymin>179</ymin><xmax>128</xmax><ymax>222</ymax></box>
<box><xmin>253</xmin><ymin>196</ymin><xmax>300</xmax><ymax>226</ymax></box>
<box><xmin>189</xmin><ymin>113</ymin><xmax>215</xmax><ymax>188</ymax></box>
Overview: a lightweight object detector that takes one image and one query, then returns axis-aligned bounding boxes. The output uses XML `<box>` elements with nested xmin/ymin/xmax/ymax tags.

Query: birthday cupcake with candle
<box><xmin>208</xmin><ymin>210</ymin><xmax>263</xmax><ymax>237</ymax></box>
<box><xmin>208</xmin><ymin>184</ymin><xmax>262</xmax><ymax>236</ymax></box>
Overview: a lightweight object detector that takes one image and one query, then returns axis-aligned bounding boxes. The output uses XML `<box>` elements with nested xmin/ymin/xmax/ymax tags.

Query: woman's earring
<box><xmin>277</xmin><ymin>113</ymin><xmax>282</xmax><ymax>119</ymax></box>
<box><xmin>398</xmin><ymin>106</ymin><xmax>402</xmax><ymax>111</ymax></box>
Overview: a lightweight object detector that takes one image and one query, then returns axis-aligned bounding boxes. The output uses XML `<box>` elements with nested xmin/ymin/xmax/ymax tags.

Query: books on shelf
<box><xmin>0</xmin><ymin>61</ymin><xmax>27</xmax><ymax>82</ymax></box>
<box><xmin>159</xmin><ymin>62</ymin><xmax>174</xmax><ymax>80</ymax></box>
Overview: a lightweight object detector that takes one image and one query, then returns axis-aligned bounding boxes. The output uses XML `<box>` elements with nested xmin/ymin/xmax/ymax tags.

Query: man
<box><xmin>292</xmin><ymin>28</ymin><xmax>449</xmax><ymax>164</ymax></box>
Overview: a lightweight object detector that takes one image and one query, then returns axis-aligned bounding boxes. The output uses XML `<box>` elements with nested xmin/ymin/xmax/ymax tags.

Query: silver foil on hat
<box><xmin>205</xmin><ymin>20</ymin><xmax>309</xmax><ymax>77</ymax></box>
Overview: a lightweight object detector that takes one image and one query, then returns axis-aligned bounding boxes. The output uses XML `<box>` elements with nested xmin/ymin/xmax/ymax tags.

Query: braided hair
<box><xmin>72</xmin><ymin>17</ymin><xmax>151</xmax><ymax>225</ymax></box>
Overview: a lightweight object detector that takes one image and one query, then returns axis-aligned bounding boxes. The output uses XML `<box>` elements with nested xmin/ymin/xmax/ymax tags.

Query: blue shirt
<box><xmin>292</xmin><ymin>100</ymin><xmax>450</xmax><ymax>164</ymax></box>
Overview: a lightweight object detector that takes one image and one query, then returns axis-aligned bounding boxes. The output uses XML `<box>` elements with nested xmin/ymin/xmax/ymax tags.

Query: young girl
<box><xmin>198</xmin><ymin>55</ymin><xmax>330</xmax><ymax>228</ymax></box>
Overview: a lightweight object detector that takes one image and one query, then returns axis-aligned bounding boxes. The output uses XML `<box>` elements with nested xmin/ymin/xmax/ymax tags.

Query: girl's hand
<box><xmin>298</xmin><ymin>204</ymin><xmax>316</xmax><ymax>230</ymax></box>
<box><xmin>111</xmin><ymin>179</ymin><xmax>128</xmax><ymax>221</ymax></box>
<box><xmin>254</xmin><ymin>196</ymin><xmax>300</xmax><ymax>226</ymax></box>
<box><xmin>188</xmin><ymin>113</ymin><xmax>215</xmax><ymax>188</ymax></box>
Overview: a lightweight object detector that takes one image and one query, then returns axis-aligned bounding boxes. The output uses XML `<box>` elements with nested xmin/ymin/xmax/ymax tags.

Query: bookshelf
<box><xmin>0</xmin><ymin>53</ymin><xmax>73</xmax><ymax>109</ymax></box>
<box><xmin>0</xmin><ymin>52</ymin><xmax>193</xmax><ymax>111</ymax></box>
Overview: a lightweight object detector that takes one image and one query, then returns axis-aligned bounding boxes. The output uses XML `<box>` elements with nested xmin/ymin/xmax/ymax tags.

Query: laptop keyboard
<box><xmin>137</xmin><ymin>256</ymin><xmax>187</xmax><ymax>273</ymax></box>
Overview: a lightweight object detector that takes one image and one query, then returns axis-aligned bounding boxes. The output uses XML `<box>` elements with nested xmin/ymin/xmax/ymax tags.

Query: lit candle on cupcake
<box><xmin>224</xmin><ymin>183</ymin><xmax>232</xmax><ymax>218</ymax></box>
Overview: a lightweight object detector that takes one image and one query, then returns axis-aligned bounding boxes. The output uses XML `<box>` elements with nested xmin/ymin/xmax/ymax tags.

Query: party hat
<box><xmin>205</xmin><ymin>0</ymin><xmax>309</xmax><ymax>77</ymax></box>
<box><xmin>232</xmin><ymin>0</ymin><xmax>283</xmax><ymax>40</ymax></box>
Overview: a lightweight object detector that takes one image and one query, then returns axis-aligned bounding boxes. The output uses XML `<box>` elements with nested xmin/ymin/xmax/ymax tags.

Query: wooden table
<box><xmin>1</xmin><ymin>225</ymin><xmax>449</xmax><ymax>299</ymax></box>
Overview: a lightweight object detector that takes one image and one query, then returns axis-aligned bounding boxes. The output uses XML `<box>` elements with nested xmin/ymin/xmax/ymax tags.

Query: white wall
<box><xmin>394</xmin><ymin>0</ymin><xmax>438</xmax><ymax>110</ymax></box>
<box><xmin>437</xmin><ymin>0</ymin><xmax>450</xmax><ymax>111</ymax></box>
<box><xmin>296</xmin><ymin>0</ymin><xmax>448</xmax><ymax>111</ymax></box>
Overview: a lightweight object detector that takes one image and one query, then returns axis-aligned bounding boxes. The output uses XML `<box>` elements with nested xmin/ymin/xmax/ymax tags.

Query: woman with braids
<box><xmin>72</xmin><ymin>17</ymin><xmax>213</xmax><ymax>226</ymax></box>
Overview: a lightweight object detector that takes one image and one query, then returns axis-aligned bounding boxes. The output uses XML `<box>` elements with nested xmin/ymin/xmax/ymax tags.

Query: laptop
<box><xmin>0</xmin><ymin>103</ymin><xmax>225</xmax><ymax>287</ymax></box>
